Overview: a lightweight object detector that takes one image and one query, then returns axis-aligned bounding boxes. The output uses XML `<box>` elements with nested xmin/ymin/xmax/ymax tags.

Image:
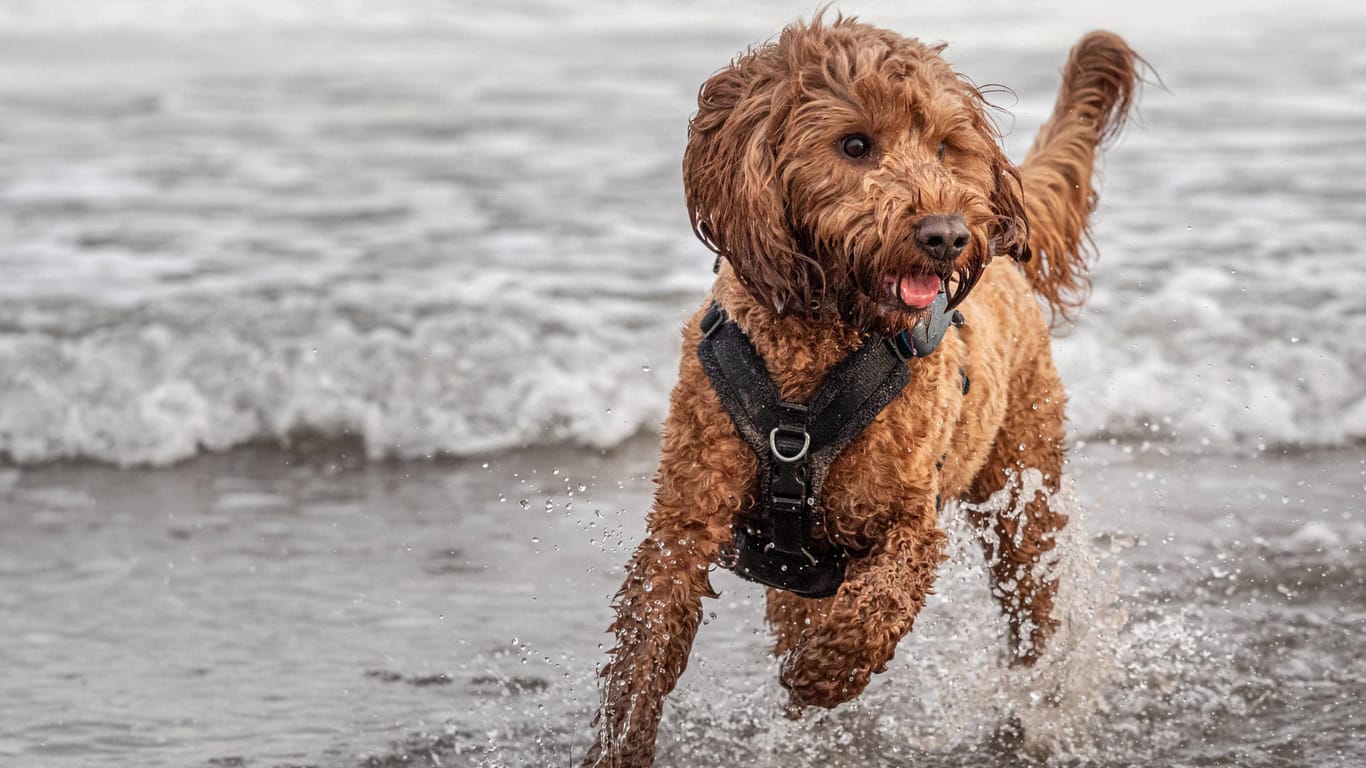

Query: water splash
<box><xmin>598</xmin><ymin>470</ymin><xmax>1131</xmax><ymax>766</ymax></box>
<box><xmin>947</xmin><ymin>469</ymin><xmax>1126</xmax><ymax>760</ymax></box>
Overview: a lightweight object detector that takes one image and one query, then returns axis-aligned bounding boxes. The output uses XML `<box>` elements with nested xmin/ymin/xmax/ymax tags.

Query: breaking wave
<box><xmin>4</xmin><ymin>285</ymin><xmax>1366</xmax><ymax>467</ymax></box>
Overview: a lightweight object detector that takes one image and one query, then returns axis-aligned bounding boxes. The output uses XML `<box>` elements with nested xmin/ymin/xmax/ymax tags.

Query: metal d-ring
<box><xmin>769</xmin><ymin>428</ymin><xmax>810</xmax><ymax>463</ymax></box>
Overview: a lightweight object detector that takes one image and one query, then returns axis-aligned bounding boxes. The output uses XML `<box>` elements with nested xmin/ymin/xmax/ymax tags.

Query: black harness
<box><xmin>697</xmin><ymin>295</ymin><xmax>961</xmax><ymax>598</ymax></box>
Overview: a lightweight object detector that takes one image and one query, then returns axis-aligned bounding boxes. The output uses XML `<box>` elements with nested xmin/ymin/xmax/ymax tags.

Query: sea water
<box><xmin>1</xmin><ymin>1</ymin><xmax>1364</xmax><ymax>766</ymax></box>
<box><xmin>2</xmin><ymin>0</ymin><xmax>1365</xmax><ymax>464</ymax></box>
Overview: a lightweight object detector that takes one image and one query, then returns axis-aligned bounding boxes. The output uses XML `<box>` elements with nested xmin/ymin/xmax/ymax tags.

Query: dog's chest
<box><xmin>811</xmin><ymin>361</ymin><xmax>965</xmax><ymax>549</ymax></box>
<box><xmin>739</xmin><ymin>315</ymin><xmax>983</xmax><ymax>550</ymax></box>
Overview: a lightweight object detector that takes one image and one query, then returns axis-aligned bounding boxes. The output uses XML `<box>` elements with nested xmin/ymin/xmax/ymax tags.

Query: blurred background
<box><xmin>1</xmin><ymin>1</ymin><xmax>1363</xmax><ymax>766</ymax></box>
<box><xmin>3</xmin><ymin>0</ymin><xmax>1365</xmax><ymax>464</ymax></box>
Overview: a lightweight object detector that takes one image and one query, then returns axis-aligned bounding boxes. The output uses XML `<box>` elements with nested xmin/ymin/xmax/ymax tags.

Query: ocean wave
<box><xmin>3</xmin><ymin>7</ymin><xmax>1365</xmax><ymax>466</ymax></box>
<box><xmin>2</xmin><ymin>277</ymin><xmax>1365</xmax><ymax>467</ymax></box>
<box><xmin>0</xmin><ymin>292</ymin><xmax>689</xmax><ymax>466</ymax></box>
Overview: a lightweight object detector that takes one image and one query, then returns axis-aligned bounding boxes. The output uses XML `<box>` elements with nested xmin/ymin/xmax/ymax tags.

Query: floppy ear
<box><xmin>683</xmin><ymin>55</ymin><xmax>820</xmax><ymax>314</ymax></box>
<box><xmin>990</xmin><ymin>153</ymin><xmax>1032</xmax><ymax>263</ymax></box>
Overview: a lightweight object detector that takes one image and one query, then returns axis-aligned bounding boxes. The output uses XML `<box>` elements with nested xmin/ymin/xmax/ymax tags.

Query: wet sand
<box><xmin>2</xmin><ymin>437</ymin><xmax>1363</xmax><ymax>767</ymax></box>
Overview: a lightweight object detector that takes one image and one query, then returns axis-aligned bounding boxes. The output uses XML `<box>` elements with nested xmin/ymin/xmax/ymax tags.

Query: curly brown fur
<box><xmin>683</xmin><ymin>20</ymin><xmax>1030</xmax><ymax>333</ymax></box>
<box><xmin>1018</xmin><ymin>31</ymin><xmax>1144</xmax><ymax>319</ymax></box>
<box><xmin>585</xmin><ymin>17</ymin><xmax>1140</xmax><ymax>767</ymax></box>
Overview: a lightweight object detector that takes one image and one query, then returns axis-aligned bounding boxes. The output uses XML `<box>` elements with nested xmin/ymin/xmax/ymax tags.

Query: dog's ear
<box><xmin>990</xmin><ymin>153</ymin><xmax>1032</xmax><ymax>264</ymax></box>
<box><xmin>683</xmin><ymin>56</ymin><xmax>820</xmax><ymax>314</ymax></box>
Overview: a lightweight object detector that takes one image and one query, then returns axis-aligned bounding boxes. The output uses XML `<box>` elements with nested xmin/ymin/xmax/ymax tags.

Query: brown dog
<box><xmin>585</xmin><ymin>16</ymin><xmax>1139</xmax><ymax>767</ymax></box>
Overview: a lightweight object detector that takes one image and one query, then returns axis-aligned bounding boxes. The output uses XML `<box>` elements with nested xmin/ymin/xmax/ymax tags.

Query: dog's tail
<box><xmin>1018</xmin><ymin>31</ymin><xmax>1141</xmax><ymax>320</ymax></box>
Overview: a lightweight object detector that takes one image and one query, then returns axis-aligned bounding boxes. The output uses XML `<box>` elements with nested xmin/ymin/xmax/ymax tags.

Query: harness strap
<box><xmin>696</xmin><ymin>295</ymin><xmax>958</xmax><ymax>598</ymax></box>
<box><xmin>769</xmin><ymin>400</ymin><xmax>810</xmax><ymax>555</ymax></box>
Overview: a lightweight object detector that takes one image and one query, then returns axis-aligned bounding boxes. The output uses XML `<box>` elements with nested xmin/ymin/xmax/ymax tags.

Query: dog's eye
<box><xmin>840</xmin><ymin>134</ymin><xmax>871</xmax><ymax>159</ymax></box>
<box><xmin>936</xmin><ymin>142</ymin><xmax>947</xmax><ymax>160</ymax></box>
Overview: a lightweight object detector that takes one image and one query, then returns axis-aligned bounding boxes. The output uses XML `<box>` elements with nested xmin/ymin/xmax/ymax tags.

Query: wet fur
<box><xmin>585</xmin><ymin>17</ymin><xmax>1140</xmax><ymax>766</ymax></box>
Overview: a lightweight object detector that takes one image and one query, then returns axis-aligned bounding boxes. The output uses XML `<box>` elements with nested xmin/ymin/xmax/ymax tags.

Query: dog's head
<box><xmin>684</xmin><ymin>17</ymin><xmax>1029</xmax><ymax>333</ymax></box>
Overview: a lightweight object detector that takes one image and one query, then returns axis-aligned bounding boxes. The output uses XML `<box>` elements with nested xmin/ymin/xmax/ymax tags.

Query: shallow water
<box><xmin>2</xmin><ymin>0</ymin><xmax>1366</xmax><ymax>765</ymax></box>
<box><xmin>2</xmin><ymin>442</ymin><xmax>1364</xmax><ymax>767</ymax></box>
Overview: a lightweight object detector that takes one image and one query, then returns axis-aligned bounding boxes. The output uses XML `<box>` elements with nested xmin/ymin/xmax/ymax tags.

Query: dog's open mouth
<box><xmin>880</xmin><ymin>272</ymin><xmax>942</xmax><ymax>313</ymax></box>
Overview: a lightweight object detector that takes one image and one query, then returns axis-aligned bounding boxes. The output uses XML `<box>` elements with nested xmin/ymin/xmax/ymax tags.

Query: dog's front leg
<box><xmin>583</xmin><ymin>342</ymin><xmax>752</xmax><ymax>766</ymax></box>
<box><xmin>583</xmin><ymin>523</ymin><xmax>720</xmax><ymax>767</ymax></box>
<box><xmin>779</xmin><ymin>506</ymin><xmax>945</xmax><ymax>709</ymax></box>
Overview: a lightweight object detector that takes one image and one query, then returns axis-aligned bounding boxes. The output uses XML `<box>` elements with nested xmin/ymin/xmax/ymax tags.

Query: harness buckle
<box><xmin>768</xmin><ymin>428</ymin><xmax>810</xmax><ymax>462</ymax></box>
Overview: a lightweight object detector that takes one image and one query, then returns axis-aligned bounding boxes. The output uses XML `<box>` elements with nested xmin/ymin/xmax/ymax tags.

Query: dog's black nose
<box><xmin>914</xmin><ymin>214</ymin><xmax>970</xmax><ymax>261</ymax></box>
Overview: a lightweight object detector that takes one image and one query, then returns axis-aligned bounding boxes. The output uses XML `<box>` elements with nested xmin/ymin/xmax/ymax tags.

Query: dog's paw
<box><xmin>778</xmin><ymin>644</ymin><xmax>873</xmax><ymax>709</ymax></box>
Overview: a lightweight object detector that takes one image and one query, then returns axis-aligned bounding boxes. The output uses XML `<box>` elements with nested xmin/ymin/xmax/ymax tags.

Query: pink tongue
<box><xmin>897</xmin><ymin>273</ymin><xmax>942</xmax><ymax>308</ymax></box>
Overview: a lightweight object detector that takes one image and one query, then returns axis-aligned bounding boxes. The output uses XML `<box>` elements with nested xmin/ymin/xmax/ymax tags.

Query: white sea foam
<box><xmin>1</xmin><ymin>2</ymin><xmax>1364</xmax><ymax>465</ymax></box>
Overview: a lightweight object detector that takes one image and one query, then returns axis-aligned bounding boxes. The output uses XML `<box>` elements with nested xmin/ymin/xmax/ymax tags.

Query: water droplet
<box><xmin>641</xmin><ymin>364</ymin><xmax>652</xmax><ymax>372</ymax></box>
<box><xmin>519</xmin><ymin>499</ymin><xmax>530</xmax><ymax>509</ymax></box>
